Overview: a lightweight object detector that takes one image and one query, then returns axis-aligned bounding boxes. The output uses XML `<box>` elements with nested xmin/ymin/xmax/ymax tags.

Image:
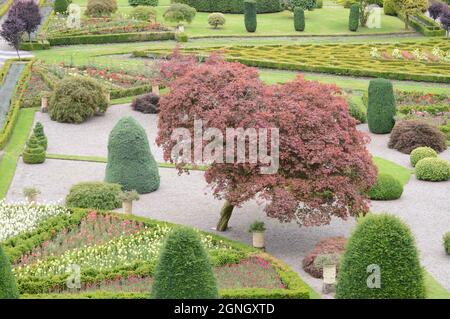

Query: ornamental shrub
<box><xmin>444</xmin><ymin>232</ymin><xmax>450</xmax><ymax>254</ymax></box>
<box><xmin>336</xmin><ymin>214</ymin><xmax>426</xmax><ymax>299</ymax></box>
<box><xmin>367</xmin><ymin>79</ymin><xmax>396</xmax><ymax>134</ymax></box>
<box><xmin>384</xmin><ymin>0</ymin><xmax>396</xmax><ymax>16</ymax></box>
<box><xmin>410</xmin><ymin>147</ymin><xmax>438</xmax><ymax>167</ymax></box>
<box><xmin>415</xmin><ymin>158</ymin><xmax>450</xmax><ymax>182</ymax></box>
<box><xmin>151</xmin><ymin>227</ymin><xmax>219</xmax><ymax>299</ymax></box>
<box><xmin>172</xmin><ymin>0</ymin><xmax>281</xmax><ymax>13</ymax></box>
<box><xmin>294</xmin><ymin>7</ymin><xmax>305</xmax><ymax>31</ymax></box>
<box><xmin>129</xmin><ymin>0</ymin><xmax>159</xmax><ymax>6</ymax></box>
<box><xmin>348</xmin><ymin>99</ymin><xmax>366</xmax><ymax>123</ymax></box>
<box><xmin>244</xmin><ymin>1</ymin><xmax>257</xmax><ymax>32</ymax></box>
<box><xmin>131</xmin><ymin>93</ymin><xmax>160</xmax><ymax>114</ymax></box>
<box><xmin>349</xmin><ymin>4</ymin><xmax>359</xmax><ymax>31</ymax></box>
<box><xmin>292</xmin><ymin>0</ymin><xmax>316</xmax><ymax>11</ymax></box>
<box><xmin>316</xmin><ymin>0</ymin><xmax>323</xmax><ymax>9</ymax></box>
<box><xmin>0</xmin><ymin>246</ymin><xmax>19</xmax><ymax>299</ymax></box>
<box><xmin>208</xmin><ymin>12</ymin><xmax>226</xmax><ymax>29</ymax></box>
<box><xmin>54</xmin><ymin>0</ymin><xmax>71</xmax><ymax>14</ymax></box>
<box><xmin>302</xmin><ymin>237</ymin><xmax>347</xmax><ymax>278</ymax></box>
<box><xmin>65</xmin><ymin>182</ymin><xmax>122</xmax><ymax>210</ymax></box>
<box><xmin>48</xmin><ymin>76</ymin><xmax>109</xmax><ymax>124</ymax></box>
<box><xmin>388</xmin><ymin>121</ymin><xmax>447</xmax><ymax>154</ymax></box>
<box><xmin>22</xmin><ymin>135</ymin><xmax>46</xmax><ymax>164</ymax></box>
<box><xmin>369</xmin><ymin>174</ymin><xmax>404</xmax><ymax>200</ymax></box>
<box><xmin>175</xmin><ymin>31</ymin><xmax>189</xmax><ymax>42</ymax></box>
<box><xmin>164</xmin><ymin>3</ymin><xmax>197</xmax><ymax>25</ymax></box>
<box><xmin>85</xmin><ymin>0</ymin><xmax>118</xmax><ymax>17</ymax></box>
<box><xmin>129</xmin><ymin>6</ymin><xmax>157</xmax><ymax>21</ymax></box>
<box><xmin>33</xmin><ymin>122</ymin><xmax>47</xmax><ymax>151</ymax></box>
<box><xmin>105</xmin><ymin>117</ymin><xmax>160</xmax><ymax>194</ymax></box>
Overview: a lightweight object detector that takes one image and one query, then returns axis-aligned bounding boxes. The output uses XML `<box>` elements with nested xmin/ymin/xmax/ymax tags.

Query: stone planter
<box><xmin>152</xmin><ymin>84</ymin><xmax>160</xmax><ymax>96</ymax></box>
<box><xmin>41</xmin><ymin>96</ymin><xmax>48</xmax><ymax>113</ymax></box>
<box><xmin>177</xmin><ymin>25</ymin><xmax>185</xmax><ymax>32</ymax></box>
<box><xmin>26</xmin><ymin>194</ymin><xmax>37</xmax><ymax>204</ymax></box>
<box><xmin>252</xmin><ymin>231</ymin><xmax>265</xmax><ymax>249</ymax></box>
<box><xmin>322</xmin><ymin>264</ymin><xmax>337</xmax><ymax>293</ymax></box>
<box><xmin>123</xmin><ymin>200</ymin><xmax>133</xmax><ymax>215</ymax></box>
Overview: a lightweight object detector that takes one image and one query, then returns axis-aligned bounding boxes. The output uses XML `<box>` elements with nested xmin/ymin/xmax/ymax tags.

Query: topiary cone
<box><xmin>336</xmin><ymin>214</ymin><xmax>425</xmax><ymax>299</ymax></box>
<box><xmin>0</xmin><ymin>246</ymin><xmax>20</xmax><ymax>299</ymax></box>
<box><xmin>105</xmin><ymin>116</ymin><xmax>160</xmax><ymax>194</ymax></box>
<box><xmin>367</xmin><ymin>79</ymin><xmax>396</xmax><ymax>134</ymax></box>
<box><xmin>151</xmin><ymin>227</ymin><xmax>219</xmax><ymax>299</ymax></box>
<box><xmin>22</xmin><ymin>135</ymin><xmax>46</xmax><ymax>164</ymax></box>
<box><xmin>33</xmin><ymin>122</ymin><xmax>48</xmax><ymax>150</ymax></box>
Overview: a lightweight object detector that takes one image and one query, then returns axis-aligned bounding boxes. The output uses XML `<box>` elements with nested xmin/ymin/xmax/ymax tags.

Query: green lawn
<box><xmin>373</xmin><ymin>156</ymin><xmax>412</xmax><ymax>185</ymax></box>
<box><xmin>425</xmin><ymin>272</ymin><xmax>450</xmax><ymax>299</ymax></box>
<box><xmin>0</xmin><ymin>108</ymin><xmax>36</xmax><ymax>198</ymax></box>
<box><xmin>70</xmin><ymin>0</ymin><xmax>408</xmax><ymax>36</ymax></box>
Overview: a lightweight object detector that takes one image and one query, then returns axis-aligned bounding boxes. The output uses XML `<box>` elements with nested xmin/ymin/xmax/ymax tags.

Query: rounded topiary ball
<box><xmin>369</xmin><ymin>174</ymin><xmax>403</xmax><ymax>200</ymax></box>
<box><xmin>49</xmin><ymin>76</ymin><xmax>108</xmax><ymax>124</ymax></box>
<box><xmin>105</xmin><ymin>117</ymin><xmax>160</xmax><ymax>194</ymax></box>
<box><xmin>0</xmin><ymin>246</ymin><xmax>19</xmax><ymax>299</ymax></box>
<box><xmin>415</xmin><ymin>158</ymin><xmax>450</xmax><ymax>182</ymax></box>
<box><xmin>336</xmin><ymin>214</ymin><xmax>425</xmax><ymax>299</ymax></box>
<box><xmin>410</xmin><ymin>147</ymin><xmax>438</xmax><ymax>167</ymax></box>
<box><xmin>151</xmin><ymin>227</ymin><xmax>218</xmax><ymax>299</ymax></box>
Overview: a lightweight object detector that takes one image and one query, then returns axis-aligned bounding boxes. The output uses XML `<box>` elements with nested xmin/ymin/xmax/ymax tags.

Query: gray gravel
<box><xmin>5</xmin><ymin>112</ymin><xmax>450</xmax><ymax>296</ymax></box>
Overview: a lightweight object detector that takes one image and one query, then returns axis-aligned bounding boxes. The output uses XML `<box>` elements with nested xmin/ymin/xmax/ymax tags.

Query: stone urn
<box><xmin>177</xmin><ymin>25</ymin><xmax>185</xmax><ymax>32</ymax></box>
<box><xmin>322</xmin><ymin>265</ymin><xmax>337</xmax><ymax>293</ymax></box>
<box><xmin>41</xmin><ymin>96</ymin><xmax>49</xmax><ymax>113</ymax></box>
<box><xmin>123</xmin><ymin>200</ymin><xmax>133</xmax><ymax>215</ymax></box>
<box><xmin>26</xmin><ymin>194</ymin><xmax>38</xmax><ymax>204</ymax></box>
<box><xmin>152</xmin><ymin>84</ymin><xmax>160</xmax><ymax>96</ymax></box>
<box><xmin>252</xmin><ymin>231</ymin><xmax>265</xmax><ymax>249</ymax></box>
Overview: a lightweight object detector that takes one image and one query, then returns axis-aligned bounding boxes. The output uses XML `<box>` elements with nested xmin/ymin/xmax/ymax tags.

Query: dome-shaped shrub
<box><xmin>22</xmin><ymin>135</ymin><xmax>46</xmax><ymax>164</ymax></box>
<box><xmin>0</xmin><ymin>246</ymin><xmax>19</xmax><ymax>299</ymax></box>
<box><xmin>129</xmin><ymin>5</ymin><xmax>157</xmax><ymax>21</ymax></box>
<box><xmin>65</xmin><ymin>182</ymin><xmax>122</xmax><ymax>210</ymax></box>
<box><xmin>85</xmin><ymin>0</ymin><xmax>118</xmax><ymax>17</ymax></box>
<box><xmin>367</xmin><ymin>79</ymin><xmax>396</xmax><ymax>134</ymax></box>
<box><xmin>54</xmin><ymin>0</ymin><xmax>70</xmax><ymax>14</ymax></box>
<box><xmin>369</xmin><ymin>174</ymin><xmax>403</xmax><ymax>200</ymax></box>
<box><xmin>49</xmin><ymin>76</ymin><xmax>108</xmax><ymax>124</ymax></box>
<box><xmin>131</xmin><ymin>93</ymin><xmax>159</xmax><ymax>114</ymax></box>
<box><xmin>151</xmin><ymin>227</ymin><xmax>218</xmax><ymax>299</ymax></box>
<box><xmin>388</xmin><ymin>120</ymin><xmax>447</xmax><ymax>154</ymax></box>
<box><xmin>415</xmin><ymin>158</ymin><xmax>450</xmax><ymax>182</ymax></box>
<box><xmin>105</xmin><ymin>117</ymin><xmax>160</xmax><ymax>194</ymax></box>
<box><xmin>336</xmin><ymin>214</ymin><xmax>425</xmax><ymax>299</ymax></box>
<box><xmin>33</xmin><ymin>122</ymin><xmax>47</xmax><ymax>150</ymax></box>
<box><xmin>208</xmin><ymin>12</ymin><xmax>226</xmax><ymax>29</ymax></box>
<box><xmin>410</xmin><ymin>147</ymin><xmax>438</xmax><ymax>167</ymax></box>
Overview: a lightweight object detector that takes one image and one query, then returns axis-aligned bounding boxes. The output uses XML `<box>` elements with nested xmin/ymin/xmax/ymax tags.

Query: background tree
<box><xmin>0</xmin><ymin>246</ymin><xmax>19</xmax><ymax>299</ymax></box>
<box><xmin>428</xmin><ymin>2</ymin><xmax>445</xmax><ymax>21</ymax></box>
<box><xmin>395</xmin><ymin>0</ymin><xmax>427</xmax><ymax>29</ymax></box>
<box><xmin>157</xmin><ymin>54</ymin><xmax>377</xmax><ymax>231</ymax></box>
<box><xmin>163</xmin><ymin>3</ymin><xmax>196</xmax><ymax>27</ymax></box>
<box><xmin>0</xmin><ymin>16</ymin><xmax>25</xmax><ymax>59</ymax></box>
<box><xmin>440</xmin><ymin>7</ymin><xmax>450</xmax><ymax>36</ymax></box>
<box><xmin>8</xmin><ymin>0</ymin><xmax>42</xmax><ymax>42</ymax></box>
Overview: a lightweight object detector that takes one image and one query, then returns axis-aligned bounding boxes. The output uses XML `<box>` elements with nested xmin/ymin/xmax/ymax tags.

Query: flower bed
<box><xmin>136</xmin><ymin>38</ymin><xmax>450</xmax><ymax>83</ymax></box>
<box><xmin>3</xmin><ymin>209</ymin><xmax>310</xmax><ymax>299</ymax></box>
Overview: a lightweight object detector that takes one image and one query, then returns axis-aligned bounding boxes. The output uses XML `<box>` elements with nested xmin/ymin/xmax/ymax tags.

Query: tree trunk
<box><xmin>216</xmin><ymin>201</ymin><xmax>234</xmax><ymax>231</ymax></box>
<box><xmin>16</xmin><ymin>49</ymin><xmax>21</xmax><ymax>61</ymax></box>
<box><xmin>405</xmin><ymin>15</ymin><xmax>409</xmax><ymax>30</ymax></box>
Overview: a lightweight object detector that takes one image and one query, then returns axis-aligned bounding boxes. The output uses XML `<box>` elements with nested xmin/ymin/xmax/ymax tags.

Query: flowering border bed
<box><xmin>2</xmin><ymin>208</ymin><xmax>311</xmax><ymax>299</ymax></box>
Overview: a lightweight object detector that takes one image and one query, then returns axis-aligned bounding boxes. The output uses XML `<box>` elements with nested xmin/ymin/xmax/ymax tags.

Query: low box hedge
<box><xmin>48</xmin><ymin>31</ymin><xmax>175</xmax><ymax>46</ymax></box>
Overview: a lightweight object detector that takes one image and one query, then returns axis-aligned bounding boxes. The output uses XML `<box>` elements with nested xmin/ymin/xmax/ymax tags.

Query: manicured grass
<box><xmin>0</xmin><ymin>108</ymin><xmax>37</xmax><ymax>199</ymax></box>
<box><xmin>373</xmin><ymin>156</ymin><xmax>412</xmax><ymax>186</ymax></box>
<box><xmin>424</xmin><ymin>271</ymin><xmax>450</xmax><ymax>299</ymax></box>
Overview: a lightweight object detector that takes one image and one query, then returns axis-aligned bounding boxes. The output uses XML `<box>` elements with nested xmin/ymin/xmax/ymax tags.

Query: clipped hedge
<box><xmin>129</xmin><ymin>0</ymin><xmax>159</xmax><ymax>6</ymax></box>
<box><xmin>65</xmin><ymin>182</ymin><xmax>122</xmax><ymax>210</ymax></box>
<box><xmin>410</xmin><ymin>147</ymin><xmax>438</xmax><ymax>167</ymax></box>
<box><xmin>367</xmin><ymin>79</ymin><xmax>396</xmax><ymax>134</ymax></box>
<box><xmin>348</xmin><ymin>99</ymin><xmax>366</xmax><ymax>124</ymax></box>
<box><xmin>369</xmin><ymin>174</ymin><xmax>403</xmax><ymax>200</ymax></box>
<box><xmin>348</xmin><ymin>4</ymin><xmax>359</xmax><ymax>32</ymax></box>
<box><xmin>294</xmin><ymin>7</ymin><xmax>305</xmax><ymax>32</ymax></box>
<box><xmin>171</xmin><ymin>0</ymin><xmax>282</xmax><ymax>13</ymax></box>
<box><xmin>415</xmin><ymin>158</ymin><xmax>450</xmax><ymax>182</ymax></box>
<box><xmin>336</xmin><ymin>214</ymin><xmax>426</xmax><ymax>299</ymax></box>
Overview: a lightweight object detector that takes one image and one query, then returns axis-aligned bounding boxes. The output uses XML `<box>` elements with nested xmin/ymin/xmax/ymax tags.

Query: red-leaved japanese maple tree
<box><xmin>157</xmin><ymin>53</ymin><xmax>377</xmax><ymax>231</ymax></box>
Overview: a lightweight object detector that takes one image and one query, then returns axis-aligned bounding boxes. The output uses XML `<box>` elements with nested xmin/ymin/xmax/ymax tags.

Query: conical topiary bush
<box><xmin>0</xmin><ymin>246</ymin><xmax>19</xmax><ymax>299</ymax></box>
<box><xmin>33</xmin><ymin>122</ymin><xmax>47</xmax><ymax>150</ymax></box>
<box><xmin>105</xmin><ymin>116</ymin><xmax>160</xmax><ymax>194</ymax></box>
<box><xmin>22</xmin><ymin>134</ymin><xmax>46</xmax><ymax>164</ymax></box>
<box><xmin>151</xmin><ymin>227</ymin><xmax>219</xmax><ymax>299</ymax></box>
<box><xmin>367</xmin><ymin>79</ymin><xmax>396</xmax><ymax>134</ymax></box>
<box><xmin>336</xmin><ymin>214</ymin><xmax>425</xmax><ymax>299</ymax></box>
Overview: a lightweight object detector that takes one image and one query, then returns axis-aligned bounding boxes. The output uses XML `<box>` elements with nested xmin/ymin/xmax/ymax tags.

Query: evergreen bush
<box><xmin>415</xmin><ymin>158</ymin><xmax>450</xmax><ymax>182</ymax></box>
<box><xmin>244</xmin><ymin>1</ymin><xmax>257</xmax><ymax>32</ymax></box>
<box><xmin>33</xmin><ymin>122</ymin><xmax>47</xmax><ymax>151</ymax></box>
<box><xmin>294</xmin><ymin>7</ymin><xmax>305</xmax><ymax>31</ymax></box>
<box><xmin>65</xmin><ymin>182</ymin><xmax>122</xmax><ymax>210</ymax></box>
<box><xmin>22</xmin><ymin>135</ymin><xmax>46</xmax><ymax>164</ymax></box>
<box><xmin>367</xmin><ymin>79</ymin><xmax>396</xmax><ymax>134</ymax></box>
<box><xmin>54</xmin><ymin>0</ymin><xmax>71</xmax><ymax>14</ymax></box>
<box><xmin>369</xmin><ymin>174</ymin><xmax>404</xmax><ymax>200</ymax></box>
<box><xmin>410</xmin><ymin>147</ymin><xmax>438</xmax><ymax>167</ymax></box>
<box><xmin>349</xmin><ymin>4</ymin><xmax>360</xmax><ymax>31</ymax></box>
<box><xmin>85</xmin><ymin>0</ymin><xmax>118</xmax><ymax>17</ymax></box>
<box><xmin>129</xmin><ymin>0</ymin><xmax>159</xmax><ymax>6</ymax></box>
<box><xmin>0</xmin><ymin>246</ymin><xmax>19</xmax><ymax>299</ymax></box>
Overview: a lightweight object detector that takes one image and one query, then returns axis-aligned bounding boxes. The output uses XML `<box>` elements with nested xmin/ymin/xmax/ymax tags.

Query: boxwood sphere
<box><xmin>415</xmin><ymin>158</ymin><xmax>450</xmax><ymax>182</ymax></box>
<box><xmin>336</xmin><ymin>214</ymin><xmax>425</xmax><ymax>299</ymax></box>
<box><xmin>151</xmin><ymin>227</ymin><xmax>219</xmax><ymax>299</ymax></box>
<box><xmin>369</xmin><ymin>174</ymin><xmax>403</xmax><ymax>200</ymax></box>
<box><xmin>410</xmin><ymin>147</ymin><xmax>438</xmax><ymax>167</ymax></box>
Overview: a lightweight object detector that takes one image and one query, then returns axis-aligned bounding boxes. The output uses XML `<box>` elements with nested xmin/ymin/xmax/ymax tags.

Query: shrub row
<box><xmin>48</xmin><ymin>31</ymin><xmax>175</xmax><ymax>46</ymax></box>
<box><xmin>0</xmin><ymin>60</ymin><xmax>34</xmax><ymax>150</ymax></box>
<box><xmin>171</xmin><ymin>0</ymin><xmax>282</xmax><ymax>13</ymax></box>
<box><xmin>404</xmin><ymin>13</ymin><xmax>446</xmax><ymax>37</ymax></box>
<box><xmin>65</xmin><ymin>182</ymin><xmax>122</xmax><ymax>210</ymax></box>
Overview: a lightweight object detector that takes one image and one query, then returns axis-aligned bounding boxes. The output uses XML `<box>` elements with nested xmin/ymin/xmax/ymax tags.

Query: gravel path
<box><xmin>5</xmin><ymin>110</ymin><xmax>450</xmax><ymax>295</ymax></box>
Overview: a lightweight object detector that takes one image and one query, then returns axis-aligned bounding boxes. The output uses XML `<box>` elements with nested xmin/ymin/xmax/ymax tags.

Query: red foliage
<box><xmin>302</xmin><ymin>237</ymin><xmax>347</xmax><ymax>278</ymax></box>
<box><xmin>157</xmin><ymin>53</ymin><xmax>377</xmax><ymax>227</ymax></box>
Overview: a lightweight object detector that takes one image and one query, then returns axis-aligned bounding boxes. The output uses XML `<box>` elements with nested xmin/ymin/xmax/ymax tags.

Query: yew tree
<box><xmin>157</xmin><ymin>53</ymin><xmax>377</xmax><ymax>231</ymax></box>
